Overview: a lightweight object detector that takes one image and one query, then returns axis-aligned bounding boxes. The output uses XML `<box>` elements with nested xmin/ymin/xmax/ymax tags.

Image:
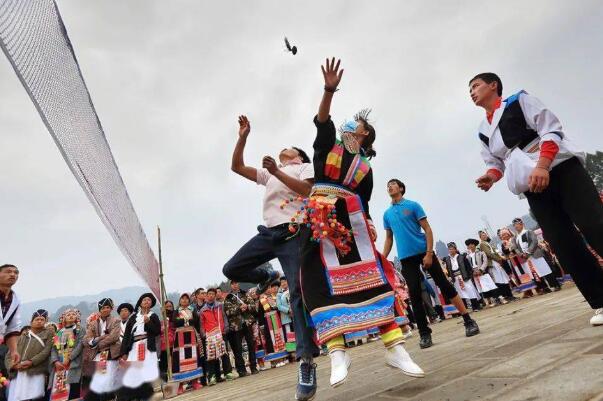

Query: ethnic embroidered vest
<box><xmin>324</xmin><ymin>139</ymin><xmax>371</xmax><ymax>190</ymax></box>
<box><xmin>479</xmin><ymin>91</ymin><xmax>539</xmax><ymax>150</ymax></box>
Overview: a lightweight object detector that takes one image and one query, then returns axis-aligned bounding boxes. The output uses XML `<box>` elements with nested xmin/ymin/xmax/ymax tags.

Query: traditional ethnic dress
<box><xmin>480</xmin><ymin>241</ymin><xmax>511</xmax><ymax>285</ymax></box>
<box><xmin>88</xmin><ymin>315</ymin><xmax>121</xmax><ymax>396</ymax></box>
<box><xmin>392</xmin><ymin>270</ymin><xmax>411</xmax><ymax>327</ymax></box>
<box><xmin>118</xmin><ymin>308</ymin><xmax>161</xmax><ymax>399</ymax></box>
<box><xmin>503</xmin><ymin>238</ymin><xmax>537</xmax><ymax>292</ymax></box>
<box><xmin>172</xmin><ymin>307</ymin><xmax>203</xmax><ymax>382</ymax></box>
<box><xmin>50</xmin><ymin>322</ymin><xmax>84</xmax><ymax>401</ymax></box>
<box><xmin>200</xmin><ymin>303</ymin><xmax>227</xmax><ymax>362</ymax></box>
<box><xmin>9</xmin><ymin>328</ymin><xmax>51</xmax><ymax>401</ymax></box>
<box><xmin>260</xmin><ymin>294</ymin><xmax>287</xmax><ymax>362</ymax></box>
<box><xmin>468</xmin><ymin>250</ymin><xmax>498</xmax><ymax>295</ymax></box>
<box><xmin>299</xmin><ymin>116</ymin><xmax>398</xmax><ymax>345</ymax></box>
<box><xmin>516</xmin><ymin>229</ymin><xmax>553</xmax><ymax>279</ymax></box>
<box><xmin>448</xmin><ymin>254</ymin><xmax>481</xmax><ymax>300</ymax></box>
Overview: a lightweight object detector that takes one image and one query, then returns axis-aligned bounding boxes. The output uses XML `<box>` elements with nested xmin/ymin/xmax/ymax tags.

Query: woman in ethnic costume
<box><xmin>117</xmin><ymin>293</ymin><xmax>161</xmax><ymax>401</ymax></box>
<box><xmin>173</xmin><ymin>294</ymin><xmax>203</xmax><ymax>394</ymax></box>
<box><xmin>299</xmin><ymin>58</ymin><xmax>424</xmax><ymax>387</ymax></box>
<box><xmin>49</xmin><ymin>309</ymin><xmax>85</xmax><ymax>401</ymax></box>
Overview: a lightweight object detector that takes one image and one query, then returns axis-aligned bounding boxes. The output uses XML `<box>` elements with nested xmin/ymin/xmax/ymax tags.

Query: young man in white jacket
<box><xmin>469</xmin><ymin>73</ymin><xmax>603</xmax><ymax>326</ymax></box>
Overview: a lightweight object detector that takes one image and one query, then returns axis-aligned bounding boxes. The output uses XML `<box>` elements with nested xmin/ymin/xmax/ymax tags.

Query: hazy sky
<box><xmin>1</xmin><ymin>0</ymin><xmax>602</xmax><ymax>302</ymax></box>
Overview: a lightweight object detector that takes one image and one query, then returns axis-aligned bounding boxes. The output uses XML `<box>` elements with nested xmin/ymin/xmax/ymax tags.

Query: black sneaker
<box><xmin>419</xmin><ymin>334</ymin><xmax>433</xmax><ymax>349</ymax></box>
<box><xmin>238</xmin><ymin>370</ymin><xmax>248</xmax><ymax>378</ymax></box>
<box><xmin>257</xmin><ymin>268</ymin><xmax>281</xmax><ymax>294</ymax></box>
<box><xmin>464</xmin><ymin>319</ymin><xmax>480</xmax><ymax>337</ymax></box>
<box><xmin>295</xmin><ymin>361</ymin><xmax>317</xmax><ymax>401</ymax></box>
<box><xmin>250</xmin><ymin>368</ymin><xmax>259</xmax><ymax>375</ymax></box>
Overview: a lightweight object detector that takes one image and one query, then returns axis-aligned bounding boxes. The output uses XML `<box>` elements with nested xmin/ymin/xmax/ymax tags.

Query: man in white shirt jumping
<box><xmin>223</xmin><ymin>115</ymin><xmax>319</xmax><ymax>401</ymax></box>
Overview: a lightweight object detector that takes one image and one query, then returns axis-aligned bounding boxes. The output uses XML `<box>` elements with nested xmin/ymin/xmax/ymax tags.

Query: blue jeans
<box><xmin>223</xmin><ymin>225</ymin><xmax>319</xmax><ymax>360</ymax></box>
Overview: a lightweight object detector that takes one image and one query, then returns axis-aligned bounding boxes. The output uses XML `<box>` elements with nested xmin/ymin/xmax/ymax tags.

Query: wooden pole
<box><xmin>158</xmin><ymin>226</ymin><xmax>173</xmax><ymax>382</ymax></box>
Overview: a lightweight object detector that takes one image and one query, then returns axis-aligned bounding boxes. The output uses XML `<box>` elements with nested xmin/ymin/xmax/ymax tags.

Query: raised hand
<box><xmin>321</xmin><ymin>57</ymin><xmax>344</xmax><ymax>90</ymax></box>
<box><xmin>238</xmin><ymin>115</ymin><xmax>251</xmax><ymax>139</ymax></box>
<box><xmin>262</xmin><ymin>156</ymin><xmax>279</xmax><ymax>174</ymax></box>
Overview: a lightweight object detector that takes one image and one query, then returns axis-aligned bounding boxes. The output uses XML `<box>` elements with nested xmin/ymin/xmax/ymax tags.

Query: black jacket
<box><xmin>120</xmin><ymin>312</ymin><xmax>161</xmax><ymax>356</ymax></box>
<box><xmin>443</xmin><ymin>253</ymin><xmax>473</xmax><ymax>281</ymax></box>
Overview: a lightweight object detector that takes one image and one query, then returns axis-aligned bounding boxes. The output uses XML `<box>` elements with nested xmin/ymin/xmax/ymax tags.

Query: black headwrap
<box><xmin>31</xmin><ymin>309</ymin><xmax>49</xmax><ymax>321</ymax></box>
<box><xmin>135</xmin><ymin>293</ymin><xmax>157</xmax><ymax>310</ymax></box>
<box><xmin>98</xmin><ymin>298</ymin><xmax>114</xmax><ymax>311</ymax></box>
<box><xmin>447</xmin><ymin>242</ymin><xmax>457</xmax><ymax>249</ymax></box>
<box><xmin>512</xmin><ymin>217</ymin><xmax>523</xmax><ymax>224</ymax></box>
<box><xmin>465</xmin><ymin>238</ymin><xmax>480</xmax><ymax>247</ymax></box>
<box><xmin>117</xmin><ymin>303</ymin><xmax>134</xmax><ymax>314</ymax></box>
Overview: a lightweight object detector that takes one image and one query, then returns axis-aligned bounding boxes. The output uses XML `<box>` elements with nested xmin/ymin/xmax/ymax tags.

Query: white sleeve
<box><xmin>256</xmin><ymin>168</ymin><xmax>271</xmax><ymax>186</ymax></box>
<box><xmin>480</xmin><ymin>141</ymin><xmax>505</xmax><ymax>173</ymax></box>
<box><xmin>518</xmin><ymin>93</ymin><xmax>564</xmax><ymax>145</ymax></box>
<box><xmin>6</xmin><ymin>305</ymin><xmax>21</xmax><ymax>335</ymax></box>
<box><xmin>299</xmin><ymin>163</ymin><xmax>315</xmax><ymax>181</ymax></box>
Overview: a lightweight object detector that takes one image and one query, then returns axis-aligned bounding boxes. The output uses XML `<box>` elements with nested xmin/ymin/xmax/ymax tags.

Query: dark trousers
<box><xmin>401</xmin><ymin>253</ymin><xmax>458</xmax><ymax>336</ymax></box>
<box><xmin>469</xmin><ymin>298</ymin><xmax>482</xmax><ymax>311</ymax></box>
<box><xmin>526</xmin><ymin>157</ymin><xmax>603</xmax><ymax>309</ymax></box>
<box><xmin>68</xmin><ymin>383</ymin><xmax>81</xmax><ymax>400</ymax></box>
<box><xmin>496</xmin><ymin>283</ymin><xmax>514</xmax><ymax>298</ymax></box>
<box><xmin>207</xmin><ymin>353</ymin><xmax>233</xmax><ymax>379</ymax></box>
<box><xmin>421</xmin><ymin>289</ymin><xmax>437</xmax><ymax>319</ymax></box>
<box><xmin>535</xmin><ymin>273</ymin><xmax>560</xmax><ymax>291</ymax></box>
<box><xmin>481</xmin><ymin>288</ymin><xmax>498</xmax><ymax>299</ymax></box>
<box><xmin>227</xmin><ymin>323</ymin><xmax>257</xmax><ymax>374</ymax></box>
<box><xmin>223</xmin><ymin>225</ymin><xmax>319</xmax><ymax>359</ymax></box>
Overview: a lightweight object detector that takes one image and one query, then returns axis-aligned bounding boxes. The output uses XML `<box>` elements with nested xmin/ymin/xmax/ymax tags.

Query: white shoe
<box><xmin>385</xmin><ymin>344</ymin><xmax>425</xmax><ymax>378</ymax></box>
<box><xmin>329</xmin><ymin>350</ymin><xmax>350</xmax><ymax>387</ymax></box>
<box><xmin>590</xmin><ymin>308</ymin><xmax>603</xmax><ymax>326</ymax></box>
<box><xmin>403</xmin><ymin>329</ymin><xmax>413</xmax><ymax>340</ymax></box>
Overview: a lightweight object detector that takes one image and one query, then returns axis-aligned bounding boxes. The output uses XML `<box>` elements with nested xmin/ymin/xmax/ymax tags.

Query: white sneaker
<box><xmin>590</xmin><ymin>308</ymin><xmax>603</xmax><ymax>326</ymax></box>
<box><xmin>329</xmin><ymin>350</ymin><xmax>350</xmax><ymax>387</ymax></box>
<box><xmin>403</xmin><ymin>329</ymin><xmax>413</xmax><ymax>340</ymax></box>
<box><xmin>385</xmin><ymin>344</ymin><xmax>425</xmax><ymax>378</ymax></box>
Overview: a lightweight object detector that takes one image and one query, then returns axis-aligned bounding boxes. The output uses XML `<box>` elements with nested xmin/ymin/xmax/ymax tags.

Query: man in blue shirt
<box><xmin>383</xmin><ymin>179</ymin><xmax>480</xmax><ymax>348</ymax></box>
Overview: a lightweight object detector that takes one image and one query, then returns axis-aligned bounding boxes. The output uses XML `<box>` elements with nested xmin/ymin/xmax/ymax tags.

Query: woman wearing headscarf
<box><xmin>117</xmin><ymin>293</ymin><xmax>161</xmax><ymax>401</ymax></box>
<box><xmin>478</xmin><ymin>230</ymin><xmax>513</xmax><ymax>303</ymax></box>
<box><xmin>49</xmin><ymin>309</ymin><xmax>85</xmax><ymax>400</ymax></box>
<box><xmin>173</xmin><ymin>294</ymin><xmax>203</xmax><ymax>393</ymax></box>
<box><xmin>7</xmin><ymin>310</ymin><xmax>52</xmax><ymax>401</ymax></box>
<box><xmin>299</xmin><ymin>58</ymin><xmax>424</xmax><ymax>388</ymax></box>
<box><xmin>443</xmin><ymin>242</ymin><xmax>482</xmax><ymax>311</ymax></box>
<box><xmin>499</xmin><ymin>228</ymin><xmax>537</xmax><ymax>297</ymax></box>
<box><xmin>465</xmin><ymin>238</ymin><xmax>499</xmax><ymax>307</ymax></box>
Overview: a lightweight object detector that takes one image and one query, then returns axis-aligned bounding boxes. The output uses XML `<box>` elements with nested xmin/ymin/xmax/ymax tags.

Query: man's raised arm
<box><xmin>231</xmin><ymin>115</ymin><xmax>258</xmax><ymax>182</ymax></box>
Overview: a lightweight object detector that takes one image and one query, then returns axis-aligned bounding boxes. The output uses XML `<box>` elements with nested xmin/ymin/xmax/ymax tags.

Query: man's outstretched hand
<box><xmin>238</xmin><ymin>115</ymin><xmax>250</xmax><ymax>139</ymax></box>
<box><xmin>475</xmin><ymin>173</ymin><xmax>495</xmax><ymax>192</ymax></box>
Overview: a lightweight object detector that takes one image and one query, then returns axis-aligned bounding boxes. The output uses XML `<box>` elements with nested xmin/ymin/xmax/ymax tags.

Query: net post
<box><xmin>158</xmin><ymin>226</ymin><xmax>173</xmax><ymax>382</ymax></box>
